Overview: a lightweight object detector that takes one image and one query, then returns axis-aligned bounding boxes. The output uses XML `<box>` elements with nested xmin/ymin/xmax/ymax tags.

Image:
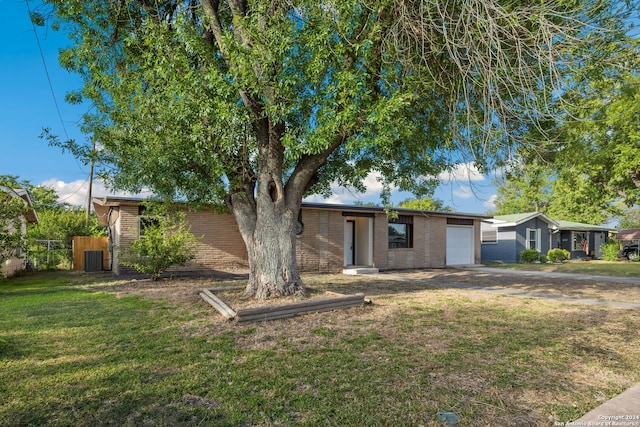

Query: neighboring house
<box><xmin>551</xmin><ymin>219</ymin><xmax>615</xmax><ymax>259</ymax></box>
<box><xmin>481</xmin><ymin>212</ymin><xmax>615</xmax><ymax>263</ymax></box>
<box><xmin>1</xmin><ymin>187</ymin><xmax>39</xmax><ymax>277</ymax></box>
<box><xmin>93</xmin><ymin>197</ymin><xmax>489</xmax><ymax>275</ymax></box>
<box><xmin>617</xmin><ymin>228</ymin><xmax>640</xmax><ymax>260</ymax></box>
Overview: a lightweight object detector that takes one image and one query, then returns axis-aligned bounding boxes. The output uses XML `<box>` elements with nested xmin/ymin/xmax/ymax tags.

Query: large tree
<box><xmin>557</xmin><ymin>37</ymin><xmax>640</xmax><ymax>207</ymax></box>
<box><xmin>40</xmin><ymin>0</ymin><xmax>625</xmax><ymax>298</ymax></box>
<box><xmin>490</xmin><ymin>161</ymin><xmax>618</xmax><ymax>224</ymax></box>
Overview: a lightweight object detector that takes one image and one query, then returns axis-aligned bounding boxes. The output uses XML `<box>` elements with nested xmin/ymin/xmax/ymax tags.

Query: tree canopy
<box><xmin>39</xmin><ymin>0</ymin><xmax>634</xmax><ymax>298</ymax></box>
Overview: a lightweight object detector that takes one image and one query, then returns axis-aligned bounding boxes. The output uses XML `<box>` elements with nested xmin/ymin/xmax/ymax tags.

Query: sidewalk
<box><xmin>571</xmin><ymin>382</ymin><xmax>640</xmax><ymax>425</ymax></box>
<box><xmin>467</xmin><ymin>266</ymin><xmax>640</xmax><ymax>285</ymax></box>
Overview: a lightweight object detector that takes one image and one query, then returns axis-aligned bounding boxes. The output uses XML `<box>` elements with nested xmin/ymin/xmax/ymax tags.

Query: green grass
<box><xmin>488</xmin><ymin>260</ymin><xmax>640</xmax><ymax>277</ymax></box>
<box><xmin>2</xmin><ymin>272</ymin><xmax>640</xmax><ymax>426</ymax></box>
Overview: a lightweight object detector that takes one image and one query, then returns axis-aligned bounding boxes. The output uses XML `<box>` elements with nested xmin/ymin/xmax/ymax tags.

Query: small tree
<box><xmin>120</xmin><ymin>210</ymin><xmax>199</xmax><ymax>281</ymax></box>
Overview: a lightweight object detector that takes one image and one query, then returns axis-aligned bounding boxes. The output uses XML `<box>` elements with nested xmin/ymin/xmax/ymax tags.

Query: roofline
<box><xmin>489</xmin><ymin>212</ymin><xmax>559</xmax><ymax>228</ymax></box>
<box><xmin>92</xmin><ymin>196</ymin><xmax>491</xmax><ymax>219</ymax></box>
<box><xmin>301</xmin><ymin>202</ymin><xmax>491</xmax><ymax>219</ymax></box>
<box><xmin>1</xmin><ymin>186</ymin><xmax>39</xmax><ymax>224</ymax></box>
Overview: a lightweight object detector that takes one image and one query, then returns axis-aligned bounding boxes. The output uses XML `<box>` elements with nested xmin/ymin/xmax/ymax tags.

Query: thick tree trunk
<box><xmin>244</xmin><ymin>214</ymin><xmax>305</xmax><ymax>300</ymax></box>
<box><xmin>230</xmin><ymin>193</ymin><xmax>305</xmax><ymax>300</ymax></box>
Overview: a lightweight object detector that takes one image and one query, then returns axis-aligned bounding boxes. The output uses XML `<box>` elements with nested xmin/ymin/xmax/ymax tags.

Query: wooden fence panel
<box><xmin>72</xmin><ymin>236</ymin><xmax>109</xmax><ymax>271</ymax></box>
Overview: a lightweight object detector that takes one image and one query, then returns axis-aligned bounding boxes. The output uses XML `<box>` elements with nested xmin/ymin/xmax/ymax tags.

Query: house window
<box><xmin>139</xmin><ymin>216</ymin><xmax>160</xmax><ymax>237</ymax></box>
<box><xmin>389</xmin><ymin>215</ymin><xmax>413</xmax><ymax>248</ymax></box>
<box><xmin>138</xmin><ymin>205</ymin><xmax>162</xmax><ymax>237</ymax></box>
<box><xmin>573</xmin><ymin>232</ymin><xmax>588</xmax><ymax>251</ymax></box>
<box><xmin>526</xmin><ymin>228</ymin><xmax>541</xmax><ymax>251</ymax></box>
<box><xmin>481</xmin><ymin>229</ymin><xmax>498</xmax><ymax>243</ymax></box>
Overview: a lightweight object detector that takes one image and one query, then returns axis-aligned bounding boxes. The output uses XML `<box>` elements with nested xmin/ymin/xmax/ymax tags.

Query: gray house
<box><xmin>481</xmin><ymin>212</ymin><xmax>614</xmax><ymax>263</ymax></box>
<box><xmin>551</xmin><ymin>219</ymin><xmax>614</xmax><ymax>259</ymax></box>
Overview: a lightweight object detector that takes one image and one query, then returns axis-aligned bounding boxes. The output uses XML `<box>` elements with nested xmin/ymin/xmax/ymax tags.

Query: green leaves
<box><xmin>120</xmin><ymin>208</ymin><xmax>200</xmax><ymax>281</ymax></box>
<box><xmin>0</xmin><ymin>190</ymin><xmax>28</xmax><ymax>272</ymax></box>
<box><xmin>42</xmin><ymin>0</ymin><xmax>635</xmax><ymax>213</ymax></box>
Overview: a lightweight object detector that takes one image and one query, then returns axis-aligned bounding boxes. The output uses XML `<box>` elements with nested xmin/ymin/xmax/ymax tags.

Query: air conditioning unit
<box><xmin>84</xmin><ymin>250</ymin><xmax>103</xmax><ymax>272</ymax></box>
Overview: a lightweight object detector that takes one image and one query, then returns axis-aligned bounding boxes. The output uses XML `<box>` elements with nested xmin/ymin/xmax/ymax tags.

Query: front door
<box><xmin>344</xmin><ymin>220</ymin><xmax>355</xmax><ymax>265</ymax></box>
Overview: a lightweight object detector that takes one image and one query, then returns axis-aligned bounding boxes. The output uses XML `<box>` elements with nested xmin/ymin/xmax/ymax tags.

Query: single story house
<box><xmin>93</xmin><ymin>197</ymin><xmax>489</xmax><ymax>274</ymax></box>
<box><xmin>552</xmin><ymin>219</ymin><xmax>615</xmax><ymax>259</ymax></box>
<box><xmin>1</xmin><ymin>187</ymin><xmax>39</xmax><ymax>277</ymax></box>
<box><xmin>617</xmin><ymin>228</ymin><xmax>640</xmax><ymax>259</ymax></box>
<box><xmin>481</xmin><ymin>212</ymin><xmax>615</xmax><ymax>263</ymax></box>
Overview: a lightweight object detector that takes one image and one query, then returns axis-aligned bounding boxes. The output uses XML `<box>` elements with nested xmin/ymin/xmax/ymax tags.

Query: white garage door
<box><xmin>446</xmin><ymin>226</ymin><xmax>474</xmax><ymax>265</ymax></box>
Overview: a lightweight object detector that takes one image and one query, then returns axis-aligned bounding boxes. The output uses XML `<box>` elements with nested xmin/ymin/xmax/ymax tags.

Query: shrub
<box><xmin>539</xmin><ymin>255</ymin><xmax>549</xmax><ymax>264</ymax></box>
<box><xmin>520</xmin><ymin>249</ymin><xmax>540</xmax><ymax>263</ymax></box>
<box><xmin>547</xmin><ymin>248</ymin><xmax>571</xmax><ymax>263</ymax></box>
<box><xmin>120</xmin><ymin>210</ymin><xmax>200</xmax><ymax>281</ymax></box>
<box><xmin>599</xmin><ymin>241</ymin><xmax>621</xmax><ymax>261</ymax></box>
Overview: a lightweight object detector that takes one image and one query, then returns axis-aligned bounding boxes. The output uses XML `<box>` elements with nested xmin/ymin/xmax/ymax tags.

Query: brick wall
<box><xmin>385</xmin><ymin>215</ymin><xmax>449</xmax><ymax>269</ymax></box>
<box><xmin>426</xmin><ymin>216</ymin><xmax>447</xmax><ymax>268</ymax></box>
<box><xmin>110</xmin><ymin>202</ymin><xmax>481</xmax><ymax>275</ymax></box>
<box><xmin>296</xmin><ymin>208</ymin><xmax>343</xmax><ymax>272</ymax></box>
<box><xmin>181</xmin><ymin>210</ymin><xmax>248</xmax><ymax>271</ymax></box>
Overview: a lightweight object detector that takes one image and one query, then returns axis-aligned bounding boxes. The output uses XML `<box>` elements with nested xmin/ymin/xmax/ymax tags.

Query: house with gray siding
<box><xmin>481</xmin><ymin>212</ymin><xmax>557</xmax><ymax>264</ymax></box>
<box><xmin>481</xmin><ymin>212</ymin><xmax>615</xmax><ymax>263</ymax></box>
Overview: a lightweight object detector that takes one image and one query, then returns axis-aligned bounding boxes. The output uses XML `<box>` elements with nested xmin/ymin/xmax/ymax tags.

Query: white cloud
<box><xmin>452</xmin><ymin>185</ymin><xmax>474</xmax><ymax>200</ymax></box>
<box><xmin>303</xmin><ymin>171</ymin><xmax>392</xmax><ymax>205</ymax></box>
<box><xmin>40</xmin><ymin>178</ymin><xmax>153</xmax><ymax>207</ymax></box>
<box><xmin>483</xmin><ymin>194</ymin><xmax>497</xmax><ymax>209</ymax></box>
<box><xmin>438</xmin><ymin>162</ymin><xmax>485</xmax><ymax>183</ymax></box>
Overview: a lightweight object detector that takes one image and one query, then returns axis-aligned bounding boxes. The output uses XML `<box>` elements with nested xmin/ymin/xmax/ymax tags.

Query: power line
<box><xmin>25</xmin><ymin>0</ymin><xmax>70</xmax><ymax>142</ymax></box>
<box><xmin>24</xmin><ymin>0</ymin><xmax>90</xmax><ymax>194</ymax></box>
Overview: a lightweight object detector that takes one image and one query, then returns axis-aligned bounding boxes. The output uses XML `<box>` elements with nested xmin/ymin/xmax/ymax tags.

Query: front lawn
<box><xmin>1</xmin><ymin>271</ymin><xmax>639</xmax><ymax>426</ymax></box>
<box><xmin>488</xmin><ymin>259</ymin><xmax>640</xmax><ymax>277</ymax></box>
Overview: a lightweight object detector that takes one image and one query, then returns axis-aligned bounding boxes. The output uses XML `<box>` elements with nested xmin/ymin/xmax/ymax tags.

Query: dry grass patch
<box><xmin>31</xmin><ymin>270</ymin><xmax>640</xmax><ymax>426</ymax></box>
<box><xmin>393</xmin><ymin>269</ymin><xmax>640</xmax><ymax>304</ymax></box>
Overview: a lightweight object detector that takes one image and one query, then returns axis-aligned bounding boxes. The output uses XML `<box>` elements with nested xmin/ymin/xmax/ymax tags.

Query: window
<box><xmin>139</xmin><ymin>216</ymin><xmax>160</xmax><ymax>237</ymax></box>
<box><xmin>481</xmin><ymin>229</ymin><xmax>498</xmax><ymax>243</ymax></box>
<box><xmin>526</xmin><ymin>228</ymin><xmax>540</xmax><ymax>251</ymax></box>
<box><xmin>389</xmin><ymin>215</ymin><xmax>413</xmax><ymax>248</ymax></box>
<box><xmin>572</xmin><ymin>232</ymin><xmax>588</xmax><ymax>251</ymax></box>
<box><xmin>138</xmin><ymin>205</ymin><xmax>162</xmax><ymax>237</ymax></box>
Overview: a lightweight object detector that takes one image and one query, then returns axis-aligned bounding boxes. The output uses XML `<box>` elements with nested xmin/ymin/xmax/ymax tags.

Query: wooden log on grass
<box><xmin>199</xmin><ymin>289</ymin><xmax>236</xmax><ymax>320</ymax></box>
<box><xmin>235</xmin><ymin>293</ymin><xmax>365</xmax><ymax>323</ymax></box>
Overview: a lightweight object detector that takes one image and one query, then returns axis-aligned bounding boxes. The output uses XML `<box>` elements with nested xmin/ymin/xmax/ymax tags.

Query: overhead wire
<box><xmin>25</xmin><ymin>0</ymin><xmax>90</xmax><ymax>202</ymax></box>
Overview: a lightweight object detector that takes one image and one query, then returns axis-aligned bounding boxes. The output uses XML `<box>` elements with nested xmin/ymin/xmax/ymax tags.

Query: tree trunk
<box><xmin>231</xmin><ymin>194</ymin><xmax>305</xmax><ymax>300</ymax></box>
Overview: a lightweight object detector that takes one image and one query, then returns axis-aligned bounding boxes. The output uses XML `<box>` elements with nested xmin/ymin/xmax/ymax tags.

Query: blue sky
<box><xmin>0</xmin><ymin>0</ymin><xmax>498</xmax><ymax>213</ymax></box>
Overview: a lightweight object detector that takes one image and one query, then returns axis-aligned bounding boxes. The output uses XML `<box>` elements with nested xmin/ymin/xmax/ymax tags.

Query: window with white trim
<box><xmin>526</xmin><ymin>228</ymin><xmax>541</xmax><ymax>251</ymax></box>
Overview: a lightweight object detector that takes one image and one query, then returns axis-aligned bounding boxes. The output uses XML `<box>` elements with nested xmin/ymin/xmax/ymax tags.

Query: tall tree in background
<box><xmin>491</xmin><ymin>158</ymin><xmax>553</xmax><ymax>215</ymax></box>
<box><xmin>39</xmin><ymin>0</ymin><xmax>628</xmax><ymax>299</ymax></box>
<box><xmin>397</xmin><ymin>198</ymin><xmax>452</xmax><ymax>213</ymax></box>
<box><xmin>545</xmin><ymin>170</ymin><xmax>618</xmax><ymax>225</ymax></box>
<box><xmin>491</xmin><ymin>162</ymin><xmax>617</xmax><ymax>224</ymax></box>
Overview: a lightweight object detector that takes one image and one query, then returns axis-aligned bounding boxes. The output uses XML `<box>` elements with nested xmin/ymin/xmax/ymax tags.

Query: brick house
<box><xmin>93</xmin><ymin>197</ymin><xmax>488</xmax><ymax>274</ymax></box>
